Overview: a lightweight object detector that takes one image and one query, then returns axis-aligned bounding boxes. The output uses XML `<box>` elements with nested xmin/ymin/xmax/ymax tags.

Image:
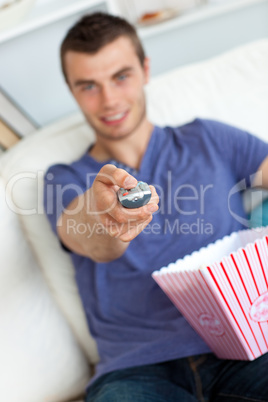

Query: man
<box><xmin>44</xmin><ymin>12</ymin><xmax>268</xmax><ymax>401</ymax></box>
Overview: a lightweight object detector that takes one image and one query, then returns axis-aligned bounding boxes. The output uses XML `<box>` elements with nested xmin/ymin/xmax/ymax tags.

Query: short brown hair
<box><xmin>60</xmin><ymin>12</ymin><xmax>146</xmax><ymax>82</ymax></box>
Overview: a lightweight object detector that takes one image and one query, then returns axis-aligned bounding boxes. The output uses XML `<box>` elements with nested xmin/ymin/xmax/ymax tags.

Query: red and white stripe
<box><xmin>152</xmin><ymin>227</ymin><xmax>268</xmax><ymax>361</ymax></box>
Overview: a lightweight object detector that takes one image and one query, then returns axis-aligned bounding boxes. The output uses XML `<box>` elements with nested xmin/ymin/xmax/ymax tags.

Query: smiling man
<box><xmin>44</xmin><ymin>12</ymin><xmax>268</xmax><ymax>402</ymax></box>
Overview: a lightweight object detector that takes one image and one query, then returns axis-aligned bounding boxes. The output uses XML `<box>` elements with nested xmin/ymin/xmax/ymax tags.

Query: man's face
<box><xmin>64</xmin><ymin>36</ymin><xmax>150</xmax><ymax>141</ymax></box>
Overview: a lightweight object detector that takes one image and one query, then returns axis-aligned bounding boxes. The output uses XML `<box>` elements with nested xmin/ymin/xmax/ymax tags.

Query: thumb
<box><xmin>95</xmin><ymin>164</ymin><xmax>137</xmax><ymax>189</ymax></box>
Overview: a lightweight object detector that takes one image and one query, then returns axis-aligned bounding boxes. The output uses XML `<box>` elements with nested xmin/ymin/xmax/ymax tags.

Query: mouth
<box><xmin>101</xmin><ymin>111</ymin><xmax>128</xmax><ymax>125</ymax></box>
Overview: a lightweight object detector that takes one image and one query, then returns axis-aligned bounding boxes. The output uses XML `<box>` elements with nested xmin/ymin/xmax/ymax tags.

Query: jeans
<box><xmin>85</xmin><ymin>353</ymin><xmax>268</xmax><ymax>401</ymax></box>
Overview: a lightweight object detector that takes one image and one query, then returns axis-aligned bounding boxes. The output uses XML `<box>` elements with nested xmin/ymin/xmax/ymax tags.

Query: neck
<box><xmin>90</xmin><ymin>119</ymin><xmax>154</xmax><ymax>170</ymax></box>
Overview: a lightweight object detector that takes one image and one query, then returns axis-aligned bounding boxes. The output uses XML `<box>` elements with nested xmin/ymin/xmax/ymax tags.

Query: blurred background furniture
<box><xmin>0</xmin><ymin>38</ymin><xmax>268</xmax><ymax>402</ymax></box>
<box><xmin>0</xmin><ymin>0</ymin><xmax>36</xmax><ymax>31</ymax></box>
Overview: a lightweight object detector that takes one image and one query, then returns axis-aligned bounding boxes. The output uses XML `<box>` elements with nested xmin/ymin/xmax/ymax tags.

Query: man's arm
<box><xmin>57</xmin><ymin>164</ymin><xmax>159</xmax><ymax>263</ymax></box>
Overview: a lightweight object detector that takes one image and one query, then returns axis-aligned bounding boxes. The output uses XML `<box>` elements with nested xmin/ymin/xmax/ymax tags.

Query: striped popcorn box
<box><xmin>152</xmin><ymin>226</ymin><xmax>268</xmax><ymax>360</ymax></box>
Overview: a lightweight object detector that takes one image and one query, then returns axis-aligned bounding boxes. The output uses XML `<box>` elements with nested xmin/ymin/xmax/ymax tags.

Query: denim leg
<box><xmin>211</xmin><ymin>353</ymin><xmax>268</xmax><ymax>402</ymax></box>
<box><xmin>86</xmin><ymin>362</ymin><xmax>198</xmax><ymax>402</ymax></box>
<box><xmin>86</xmin><ymin>352</ymin><xmax>268</xmax><ymax>401</ymax></box>
<box><xmin>188</xmin><ymin>353</ymin><xmax>268</xmax><ymax>402</ymax></box>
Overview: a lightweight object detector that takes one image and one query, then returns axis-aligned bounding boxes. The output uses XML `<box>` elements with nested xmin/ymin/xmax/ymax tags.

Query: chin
<box><xmin>98</xmin><ymin>128</ymin><xmax>134</xmax><ymax>141</ymax></box>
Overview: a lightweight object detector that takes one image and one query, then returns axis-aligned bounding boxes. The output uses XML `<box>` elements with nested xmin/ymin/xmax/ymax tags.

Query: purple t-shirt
<box><xmin>44</xmin><ymin>118</ymin><xmax>268</xmax><ymax>386</ymax></box>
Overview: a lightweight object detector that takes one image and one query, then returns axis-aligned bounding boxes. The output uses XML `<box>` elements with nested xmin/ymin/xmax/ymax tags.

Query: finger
<box><xmin>95</xmin><ymin>164</ymin><xmax>137</xmax><ymax>189</ymax></box>
<box><xmin>108</xmin><ymin>201</ymin><xmax>155</xmax><ymax>223</ymax></box>
<box><xmin>148</xmin><ymin>185</ymin><xmax>159</xmax><ymax>206</ymax></box>
<box><xmin>106</xmin><ymin>219</ymin><xmax>135</xmax><ymax>238</ymax></box>
<box><xmin>118</xmin><ymin>216</ymin><xmax>153</xmax><ymax>242</ymax></box>
<box><xmin>104</xmin><ymin>215</ymin><xmax>138</xmax><ymax>238</ymax></box>
<box><xmin>99</xmin><ymin>215</ymin><xmax>123</xmax><ymax>237</ymax></box>
<box><xmin>102</xmin><ymin>215</ymin><xmax>143</xmax><ymax>238</ymax></box>
<box><xmin>105</xmin><ymin>212</ymin><xmax>153</xmax><ymax>238</ymax></box>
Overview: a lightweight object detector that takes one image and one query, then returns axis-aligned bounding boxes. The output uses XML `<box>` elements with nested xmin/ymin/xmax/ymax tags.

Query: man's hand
<box><xmin>89</xmin><ymin>164</ymin><xmax>159</xmax><ymax>242</ymax></box>
<box><xmin>57</xmin><ymin>164</ymin><xmax>159</xmax><ymax>262</ymax></box>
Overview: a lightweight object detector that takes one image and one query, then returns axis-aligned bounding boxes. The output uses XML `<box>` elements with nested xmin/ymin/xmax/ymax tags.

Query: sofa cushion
<box><xmin>0</xmin><ymin>114</ymin><xmax>99</xmax><ymax>365</ymax></box>
<box><xmin>0</xmin><ymin>177</ymin><xmax>90</xmax><ymax>402</ymax></box>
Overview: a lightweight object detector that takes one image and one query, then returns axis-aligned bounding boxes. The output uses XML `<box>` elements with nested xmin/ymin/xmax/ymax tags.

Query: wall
<box><xmin>144</xmin><ymin>1</ymin><xmax>268</xmax><ymax>76</ymax></box>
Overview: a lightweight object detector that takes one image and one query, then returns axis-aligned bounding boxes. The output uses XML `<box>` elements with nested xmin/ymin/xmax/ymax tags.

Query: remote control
<box><xmin>117</xmin><ymin>181</ymin><xmax>151</xmax><ymax>209</ymax></box>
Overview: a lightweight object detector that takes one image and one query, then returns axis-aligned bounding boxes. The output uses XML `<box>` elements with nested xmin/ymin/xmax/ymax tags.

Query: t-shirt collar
<box><xmin>84</xmin><ymin>125</ymin><xmax>160</xmax><ymax>180</ymax></box>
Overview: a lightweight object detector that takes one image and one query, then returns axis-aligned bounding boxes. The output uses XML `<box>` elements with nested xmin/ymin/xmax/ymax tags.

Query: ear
<box><xmin>143</xmin><ymin>57</ymin><xmax>150</xmax><ymax>84</ymax></box>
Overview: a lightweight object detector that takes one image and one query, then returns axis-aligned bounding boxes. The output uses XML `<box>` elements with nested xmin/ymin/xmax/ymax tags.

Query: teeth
<box><xmin>104</xmin><ymin>112</ymin><xmax>125</xmax><ymax>121</ymax></box>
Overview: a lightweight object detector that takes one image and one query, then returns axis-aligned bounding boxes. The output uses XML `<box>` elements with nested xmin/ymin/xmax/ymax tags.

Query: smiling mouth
<box><xmin>101</xmin><ymin>111</ymin><xmax>128</xmax><ymax>124</ymax></box>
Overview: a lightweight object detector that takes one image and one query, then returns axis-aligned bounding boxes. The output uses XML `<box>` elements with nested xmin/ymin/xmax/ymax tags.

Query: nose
<box><xmin>101</xmin><ymin>84</ymin><xmax>119</xmax><ymax>109</ymax></box>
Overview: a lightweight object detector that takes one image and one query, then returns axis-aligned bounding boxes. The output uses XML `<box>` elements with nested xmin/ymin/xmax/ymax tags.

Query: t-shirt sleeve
<box><xmin>198</xmin><ymin>119</ymin><xmax>268</xmax><ymax>186</ymax></box>
<box><xmin>44</xmin><ymin>163</ymin><xmax>87</xmax><ymax>237</ymax></box>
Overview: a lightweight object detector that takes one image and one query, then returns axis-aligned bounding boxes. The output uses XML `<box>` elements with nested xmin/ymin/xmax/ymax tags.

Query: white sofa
<box><xmin>0</xmin><ymin>38</ymin><xmax>268</xmax><ymax>402</ymax></box>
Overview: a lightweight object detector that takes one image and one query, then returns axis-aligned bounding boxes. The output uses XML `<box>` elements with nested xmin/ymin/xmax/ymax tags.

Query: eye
<box><xmin>117</xmin><ymin>73</ymin><xmax>128</xmax><ymax>82</ymax></box>
<box><xmin>83</xmin><ymin>83</ymin><xmax>96</xmax><ymax>91</ymax></box>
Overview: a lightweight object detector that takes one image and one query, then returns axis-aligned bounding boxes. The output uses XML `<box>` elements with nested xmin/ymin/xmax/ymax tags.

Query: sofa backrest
<box><xmin>146</xmin><ymin>38</ymin><xmax>268</xmax><ymax>141</ymax></box>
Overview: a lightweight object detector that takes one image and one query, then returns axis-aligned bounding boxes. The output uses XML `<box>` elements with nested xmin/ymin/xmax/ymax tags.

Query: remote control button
<box><xmin>123</xmin><ymin>192</ymin><xmax>129</xmax><ymax>196</ymax></box>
